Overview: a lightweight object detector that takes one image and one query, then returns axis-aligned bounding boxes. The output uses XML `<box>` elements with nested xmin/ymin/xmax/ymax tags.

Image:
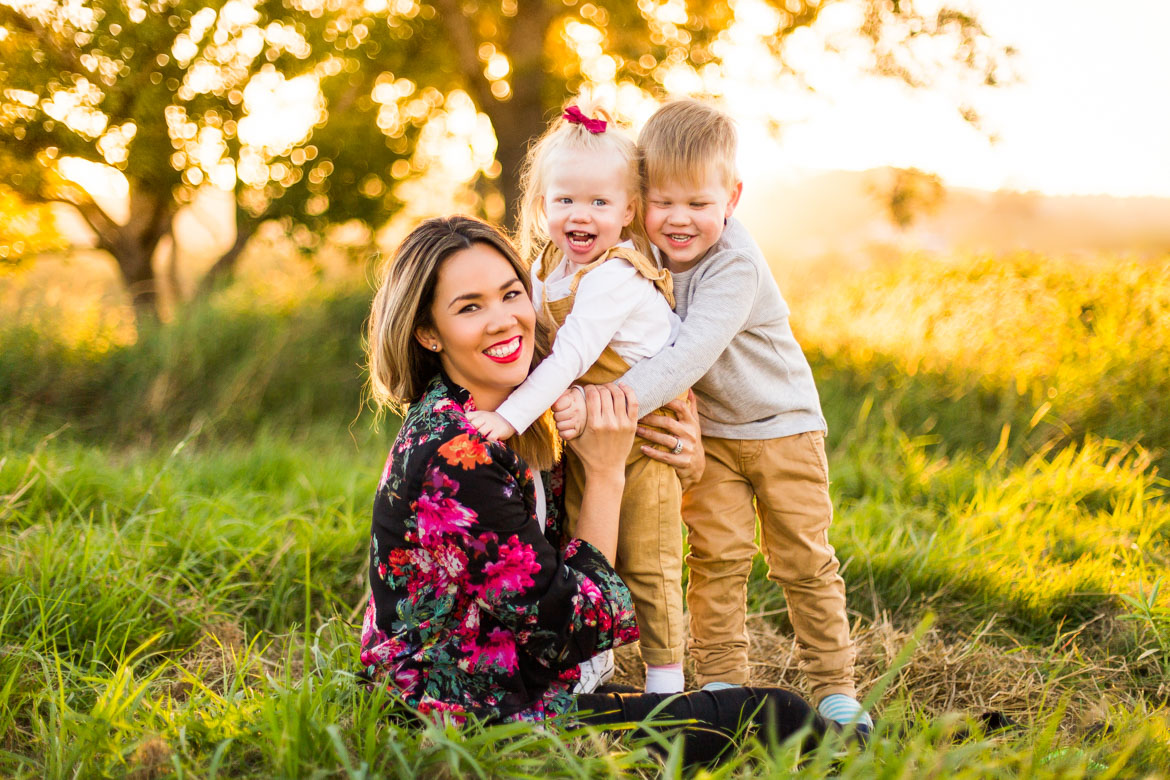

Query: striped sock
<box><xmin>818</xmin><ymin>694</ymin><xmax>874</xmax><ymax>732</ymax></box>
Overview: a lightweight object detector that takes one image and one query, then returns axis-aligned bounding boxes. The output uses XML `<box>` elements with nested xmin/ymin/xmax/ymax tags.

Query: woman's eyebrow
<box><xmin>447</xmin><ymin>278</ymin><xmax>520</xmax><ymax>308</ymax></box>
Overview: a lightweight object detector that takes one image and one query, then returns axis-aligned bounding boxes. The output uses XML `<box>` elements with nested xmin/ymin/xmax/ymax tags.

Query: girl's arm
<box><xmin>492</xmin><ymin>260</ymin><xmax>646</xmax><ymax>435</ymax></box>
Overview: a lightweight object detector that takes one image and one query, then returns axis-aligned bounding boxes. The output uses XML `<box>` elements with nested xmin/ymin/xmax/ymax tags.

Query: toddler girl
<box><xmin>467</xmin><ymin>101</ymin><xmax>687</xmax><ymax>694</ymax></box>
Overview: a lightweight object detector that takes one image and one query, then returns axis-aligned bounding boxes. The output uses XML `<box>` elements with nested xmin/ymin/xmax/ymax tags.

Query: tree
<box><xmin>1</xmin><ymin>0</ymin><xmax>431</xmax><ymax>319</ymax></box>
<box><xmin>1</xmin><ymin>0</ymin><xmax>1010</xmax><ymax>322</ymax></box>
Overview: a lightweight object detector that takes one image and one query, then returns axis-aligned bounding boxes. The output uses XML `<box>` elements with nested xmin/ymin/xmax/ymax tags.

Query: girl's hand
<box><xmin>568</xmin><ymin>384</ymin><xmax>638</xmax><ymax>478</ymax></box>
<box><xmin>552</xmin><ymin>386</ymin><xmax>587</xmax><ymax>440</ymax></box>
<box><xmin>636</xmin><ymin>389</ymin><xmax>706</xmax><ymax>492</ymax></box>
<box><xmin>466</xmin><ymin>410</ymin><xmax>517</xmax><ymax>442</ymax></box>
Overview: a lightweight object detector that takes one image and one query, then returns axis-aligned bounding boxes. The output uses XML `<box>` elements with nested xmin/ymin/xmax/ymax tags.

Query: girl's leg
<box><xmin>574</xmin><ymin>687</ymin><xmax>830</xmax><ymax>765</ymax></box>
<box><xmin>614</xmin><ymin>452</ymin><xmax>685</xmax><ymax>686</ymax></box>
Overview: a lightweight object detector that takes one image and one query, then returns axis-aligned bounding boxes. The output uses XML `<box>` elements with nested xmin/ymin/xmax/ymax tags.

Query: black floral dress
<box><xmin>360</xmin><ymin>372</ymin><xmax>640</xmax><ymax>723</ymax></box>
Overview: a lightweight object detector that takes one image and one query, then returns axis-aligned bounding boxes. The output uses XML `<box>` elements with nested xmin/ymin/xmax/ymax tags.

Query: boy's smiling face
<box><xmin>645</xmin><ymin>171</ymin><xmax>742</xmax><ymax>273</ymax></box>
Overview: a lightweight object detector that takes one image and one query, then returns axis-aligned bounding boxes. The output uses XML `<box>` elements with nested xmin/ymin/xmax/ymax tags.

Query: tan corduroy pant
<box><xmin>684</xmin><ymin>430</ymin><xmax>857</xmax><ymax>701</ymax></box>
<box><xmin>564</xmin><ymin>446</ymin><xmax>686</xmax><ymax>666</ymax></box>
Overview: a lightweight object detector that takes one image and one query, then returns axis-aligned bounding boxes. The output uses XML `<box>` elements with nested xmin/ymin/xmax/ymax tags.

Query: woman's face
<box><xmin>417</xmin><ymin>243</ymin><xmax>536</xmax><ymax>411</ymax></box>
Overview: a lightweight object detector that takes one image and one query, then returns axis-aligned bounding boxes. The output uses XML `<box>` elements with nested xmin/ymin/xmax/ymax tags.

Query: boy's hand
<box><xmin>552</xmin><ymin>386</ymin><xmax>588</xmax><ymax>440</ymax></box>
<box><xmin>637</xmin><ymin>389</ymin><xmax>706</xmax><ymax>492</ymax></box>
<box><xmin>466</xmin><ymin>410</ymin><xmax>516</xmax><ymax>442</ymax></box>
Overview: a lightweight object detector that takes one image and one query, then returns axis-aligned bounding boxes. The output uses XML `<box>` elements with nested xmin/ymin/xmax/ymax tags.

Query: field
<box><xmin>1</xmin><ymin>251</ymin><xmax>1168</xmax><ymax>777</ymax></box>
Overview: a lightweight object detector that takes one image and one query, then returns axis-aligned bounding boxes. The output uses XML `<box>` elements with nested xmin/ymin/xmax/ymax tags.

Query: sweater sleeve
<box><xmin>619</xmin><ymin>253</ymin><xmax>758</xmax><ymax>411</ymax></box>
<box><xmin>496</xmin><ymin>260</ymin><xmax>645</xmax><ymax>434</ymax></box>
<box><xmin>418</xmin><ymin>441</ymin><xmax>638</xmax><ymax>670</ymax></box>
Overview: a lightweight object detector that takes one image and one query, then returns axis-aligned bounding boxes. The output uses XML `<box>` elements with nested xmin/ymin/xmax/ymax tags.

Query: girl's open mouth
<box><xmin>566</xmin><ymin>231</ymin><xmax>596</xmax><ymax>251</ymax></box>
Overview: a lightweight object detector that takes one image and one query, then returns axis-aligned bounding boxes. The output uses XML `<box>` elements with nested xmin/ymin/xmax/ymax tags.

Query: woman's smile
<box><xmin>484</xmin><ymin>335</ymin><xmax>523</xmax><ymax>363</ymax></box>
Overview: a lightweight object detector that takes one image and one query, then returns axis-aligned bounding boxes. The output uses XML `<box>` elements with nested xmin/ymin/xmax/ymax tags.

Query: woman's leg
<box><xmin>574</xmin><ymin>686</ymin><xmax>831</xmax><ymax>765</ymax></box>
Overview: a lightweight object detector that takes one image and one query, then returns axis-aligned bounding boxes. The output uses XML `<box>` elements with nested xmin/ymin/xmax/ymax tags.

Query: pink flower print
<box><xmin>416</xmin><ymin>474</ymin><xmax>476</xmax><ymax>546</ymax></box>
<box><xmin>478</xmin><ymin>537</ymin><xmax>539</xmax><ymax>600</ymax></box>
<box><xmin>463</xmin><ymin>627</ymin><xmax>518</xmax><ymax>674</ymax></box>
<box><xmin>393</xmin><ymin>664</ymin><xmax>421</xmax><ymax>696</ymax></box>
<box><xmin>432</xmin><ymin>542</ymin><xmax>467</xmax><ymax>584</ymax></box>
<box><xmin>379</xmin><ymin>451</ymin><xmax>394</xmax><ymax>488</ymax></box>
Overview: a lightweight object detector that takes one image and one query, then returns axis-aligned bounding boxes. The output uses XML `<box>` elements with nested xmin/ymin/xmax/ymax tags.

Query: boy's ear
<box><xmin>724</xmin><ymin>181</ymin><xmax>744</xmax><ymax>219</ymax></box>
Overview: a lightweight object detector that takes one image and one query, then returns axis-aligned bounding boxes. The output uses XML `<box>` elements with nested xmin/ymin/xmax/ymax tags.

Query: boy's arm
<box><xmin>619</xmin><ymin>254</ymin><xmax>758</xmax><ymax>412</ymax></box>
<box><xmin>496</xmin><ymin>261</ymin><xmax>644</xmax><ymax>435</ymax></box>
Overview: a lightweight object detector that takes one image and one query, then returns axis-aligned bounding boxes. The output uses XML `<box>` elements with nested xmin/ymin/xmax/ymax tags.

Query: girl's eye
<box><xmin>592</xmin><ymin>198</ymin><xmax>607</xmax><ymax>206</ymax></box>
<box><xmin>557</xmin><ymin>197</ymin><xmax>572</xmax><ymax>204</ymax></box>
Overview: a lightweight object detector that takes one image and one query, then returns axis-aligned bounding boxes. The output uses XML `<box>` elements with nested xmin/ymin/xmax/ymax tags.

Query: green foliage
<box><xmin>0</xmin><ymin>285</ymin><xmax>374</xmax><ymax>442</ymax></box>
<box><xmin>3</xmin><ymin>251</ymin><xmax>1169</xmax><ymax>774</ymax></box>
<box><xmin>803</xmin><ymin>253</ymin><xmax>1170</xmax><ymax>472</ymax></box>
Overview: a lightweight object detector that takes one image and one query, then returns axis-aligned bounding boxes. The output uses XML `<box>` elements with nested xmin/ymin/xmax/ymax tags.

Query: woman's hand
<box><xmin>636</xmin><ymin>389</ymin><xmax>706</xmax><ymax>493</ymax></box>
<box><xmin>566</xmin><ymin>384</ymin><xmax>638</xmax><ymax>562</ymax></box>
<box><xmin>568</xmin><ymin>383</ymin><xmax>638</xmax><ymax>477</ymax></box>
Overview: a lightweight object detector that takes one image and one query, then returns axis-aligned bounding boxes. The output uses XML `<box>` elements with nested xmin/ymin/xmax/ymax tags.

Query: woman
<box><xmin>361</xmin><ymin>216</ymin><xmax>832</xmax><ymax>763</ymax></box>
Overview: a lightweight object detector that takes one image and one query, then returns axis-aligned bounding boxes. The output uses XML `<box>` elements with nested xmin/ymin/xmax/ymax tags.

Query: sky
<box><xmin>731</xmin><ymin>0</ymin><xmax>1170</xmax><ymax>198</ymax></box>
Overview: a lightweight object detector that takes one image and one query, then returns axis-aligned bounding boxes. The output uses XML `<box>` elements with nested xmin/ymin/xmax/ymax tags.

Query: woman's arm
<box><xmin>414</xmin><ymin>428</ymin><xmax>637</xmax><ymax>669</ymax></box>
<box><xmin>565</xmin><ymin>383</ymin><xmax>639</xmax><ymax>561</ymax></box>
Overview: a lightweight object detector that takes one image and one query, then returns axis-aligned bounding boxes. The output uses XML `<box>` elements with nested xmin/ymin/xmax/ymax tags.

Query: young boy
<box><xmin>564</xmin><ymin>100</ymin><xmax>871</xmax><ymax>730</ymax></box>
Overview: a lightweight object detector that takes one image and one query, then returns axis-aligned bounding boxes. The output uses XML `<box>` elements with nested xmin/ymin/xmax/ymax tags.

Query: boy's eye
<box><xmin>691</xmin><ymin>202</ymin><xmax>710</xmax><ymax>208</ymax></box>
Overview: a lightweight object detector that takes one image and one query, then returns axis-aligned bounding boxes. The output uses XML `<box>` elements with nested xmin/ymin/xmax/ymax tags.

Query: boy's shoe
<box><xmin>818</xmin><ymin>693</ymin><xmax>874</xmax><ymax>736</ymax></box>
<box><xmin>573</xmin><ymin>650</ymin><xmax>615</xmax><ymax>694</ymax></box>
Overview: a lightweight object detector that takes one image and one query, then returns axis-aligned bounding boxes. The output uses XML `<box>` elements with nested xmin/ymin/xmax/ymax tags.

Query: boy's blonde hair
<box><xmin>638</xmin><ymin>99</ymin><xmax>739</xmax><ymax>191</ymax></box>
<box><xmin>366</xmin><ymin>215</ymin><xmax>560</xmax><ymax>471</ymax></box>
<box><xmin>516</xmin><ymin>96</ymin><xmax>652</xmax><ymax>264</ymax></box>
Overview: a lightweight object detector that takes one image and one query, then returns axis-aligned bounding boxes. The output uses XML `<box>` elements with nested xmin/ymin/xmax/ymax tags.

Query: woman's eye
<box><xmin>458</xmin><ymin>303</ymin><xmax>478</xmax><ymax>314</ymax></box>
<box><xmin>503</xmin><ymin>289</ymin><xmax>522</xmax><ymax>301</ymax></box>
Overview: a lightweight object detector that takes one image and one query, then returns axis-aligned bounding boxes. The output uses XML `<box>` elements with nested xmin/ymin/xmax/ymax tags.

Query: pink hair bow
<box><xmin>563</xmin><ymin>105</ymin><xmax>607</xmax><ymax>134</ymax></box>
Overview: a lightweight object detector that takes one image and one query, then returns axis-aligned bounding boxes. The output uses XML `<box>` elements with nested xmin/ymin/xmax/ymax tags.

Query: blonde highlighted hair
<box><xmin>366</xmin><ymin>215</ymin><xmax>560</xmax><ymax>471</ymax></box>
<box><xmin>638</xmin><ymin>99</ymin><xmax>739</xmax><ymax>191</ymax></box>
<box><xmin>516</xmin><ymin>96</ymin><xmax>652</xmax><ymax>264</ymax></box>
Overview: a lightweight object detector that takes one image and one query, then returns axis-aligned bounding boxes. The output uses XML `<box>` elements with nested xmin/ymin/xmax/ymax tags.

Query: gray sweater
<box><xmin>620</xmin><ymin>218</ymin><xmax>826</xmax><ymax>440</ymax></box>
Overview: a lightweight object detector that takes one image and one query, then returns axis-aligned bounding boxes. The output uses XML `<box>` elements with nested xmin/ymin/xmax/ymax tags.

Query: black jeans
<box><xmin>574</xmin><ymin>685</ymin><xmax>832</xmax><ymax>766</ymax></box>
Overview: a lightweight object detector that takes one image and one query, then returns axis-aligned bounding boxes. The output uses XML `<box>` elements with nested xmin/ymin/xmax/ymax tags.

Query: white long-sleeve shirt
<box><xmin>496</xmin><ymin>248</ymin><xmax>680</xmax><ymax>434</ymax></box>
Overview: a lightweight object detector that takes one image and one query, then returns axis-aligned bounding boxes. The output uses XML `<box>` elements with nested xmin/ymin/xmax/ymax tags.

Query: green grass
<box><xmin>2</xmin><ymin>251</ymin><xmax>1170</xmax><ymax>776</ymax></box>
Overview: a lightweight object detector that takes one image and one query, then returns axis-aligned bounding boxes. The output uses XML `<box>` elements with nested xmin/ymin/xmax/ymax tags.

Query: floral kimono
<box><xmin>360</xmin><ymin>372</ymin><xmax>639</xmax><ymax>723</ymax></box>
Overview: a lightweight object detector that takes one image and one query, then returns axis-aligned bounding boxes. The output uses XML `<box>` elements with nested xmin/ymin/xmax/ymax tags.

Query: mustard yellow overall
<box><xmin>537</xmin><ymin>244</ymin><xmax>685</xmax><ymax>666</ymax></box>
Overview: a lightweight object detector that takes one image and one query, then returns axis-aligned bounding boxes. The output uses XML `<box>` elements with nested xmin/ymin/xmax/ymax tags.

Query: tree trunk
<box><xmin>196</xmin><ymin>208</ymin><xmax>257</xmax><ymax>297</ymax></box>
<box><xmin>73</xmin><ymin>181</ymin><xmax>173</xmax><ymax>323</ymax></box>
<box><xmin>484</xmin><ymin>96</ymin><xmax>546</xmax><ymax>231</ymax></box>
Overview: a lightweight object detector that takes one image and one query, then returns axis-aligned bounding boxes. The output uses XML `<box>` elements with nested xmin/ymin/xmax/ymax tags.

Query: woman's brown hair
<box><xmin>366</xmin><ymin>215</ymin><xmax>560</xmax><ymax>471</ymax></box>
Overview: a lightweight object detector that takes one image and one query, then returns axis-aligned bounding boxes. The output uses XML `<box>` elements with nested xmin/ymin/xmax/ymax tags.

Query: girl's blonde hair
<box><xmin>516</xmin><ymin>96</ymin><xmax>652</xmax><ymax>264</ymax></box>
<box><xmin>366</xmin><ymin>215</ymin><xmax>560</xmax><ymax>471</ymax></box>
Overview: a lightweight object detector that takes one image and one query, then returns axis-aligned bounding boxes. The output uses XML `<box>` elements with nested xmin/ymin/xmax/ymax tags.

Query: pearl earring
<box><xmin>431</xmin><ymin>344</ymin><xmax>439</xmax><ymax>351</ymax></box>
